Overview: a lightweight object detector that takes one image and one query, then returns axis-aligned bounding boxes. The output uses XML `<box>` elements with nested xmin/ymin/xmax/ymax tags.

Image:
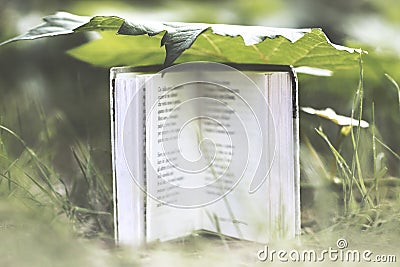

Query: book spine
<box><xmin>109</xmin><ymin>71</ymin><xmax>119</xmax><ymax>244</ymax></box>
<box><xmin>291</xmin><ymin>68</ymin><xmax>301</xmax><ymax>237</ymax></box>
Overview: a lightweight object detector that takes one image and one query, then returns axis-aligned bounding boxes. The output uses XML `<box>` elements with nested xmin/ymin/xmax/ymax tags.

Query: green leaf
<box><xmin>75</xmin><ymin>16</ymin><xmax>124</xmax><ymax>32</ymax></box>
<box><xmin>0</xmin><ymin>12</ymin><xmax>90</xmax><ymax>45</ymax></box>
<box><xmin>0</xmin><ymin>12</ymin><xmax>364</xmax><ymax>70</ymax></box>
<box><xmin>67</xmin><ymin>32</ymin><xmax>165</xmax><ymax>67</ymax></box>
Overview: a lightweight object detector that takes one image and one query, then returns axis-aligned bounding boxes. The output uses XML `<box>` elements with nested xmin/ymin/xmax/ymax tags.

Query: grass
<box><xmin>0</xmin><ymin>103</ymin><xmax>113</xmax><ymax>241</ymax></box>
<box><xmin>1</xmin><ymin>62</ymin><xmax>400</xmax><ymax>266</ymax></box>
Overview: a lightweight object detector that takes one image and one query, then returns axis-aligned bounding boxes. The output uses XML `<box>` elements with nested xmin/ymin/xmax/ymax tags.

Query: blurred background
<box><xmin>1</xmin><ymin>0</ymin><xmax>400</xmax><ymax>237</ymax></box>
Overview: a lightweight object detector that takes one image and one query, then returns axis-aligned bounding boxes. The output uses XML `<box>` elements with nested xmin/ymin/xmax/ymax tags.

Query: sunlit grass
<box><xmin>0</xmin><ymin>94</ymin><xmax>113</xmax><ymax>241</ymax></box>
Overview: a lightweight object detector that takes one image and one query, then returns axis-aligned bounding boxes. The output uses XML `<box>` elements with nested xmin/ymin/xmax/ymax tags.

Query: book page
<box><xmin>263</xmin><ymin>72</ymin><xmax>297</xmax><ymax>240</ymax></box>
<box><xmin>195</xmin><ymin>71</ymin><xmax>295</xmax><ymax>243</ymax></box>
<box><xmin>143</xmin><ymin>67</ymin><xmax>296</xmax><ymax>243</ymax></box>
<box><xmin>192</xmin><ymin>71</ymin><xmax>270</xmax><ymax>242</ymax></box>
<box><xmin>113</xmin><ymin>73</ymin><xmax>146</xmax><ymax>246</ymax></box>
<box><xmin>144</xmin><ymin>72</ymin><xmax>207</xmax><ymax>241</ymax></box>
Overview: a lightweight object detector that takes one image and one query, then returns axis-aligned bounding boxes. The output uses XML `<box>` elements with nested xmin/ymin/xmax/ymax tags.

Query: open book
<box><xmin>110</xmin><ymin>62</ymin><xmax>300</xmax><ymax>246</ymax></box>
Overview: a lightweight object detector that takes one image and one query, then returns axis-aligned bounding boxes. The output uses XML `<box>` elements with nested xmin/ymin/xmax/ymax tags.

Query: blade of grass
<box><xmin>372</xmin><ymin>102</ymin><xmax>379</xmax><ymax>205</ymax></box>
<box><xmin>315</xmin><ymin>128</ymin><xmax>373</xmax><ymax>213</ymax></box>
<box><xmin>302</xmin><ymin>134</ymin><xmax>331</xmax><ymax>181</ymax></box>
<box><xmin>0</xmin><ymin>125</ymin><xmax>68</xmax><ymax>199</ymax></box>
<box><xmin>72</xmin><ymin>147</ymin><xmax>90</xmax><ymax>185</ymax></box>
<box><xmin>204</xmin><ymin>211</ymin><xmax>230</xmax><ymax>250</ymax></box>
<box><xmin>34</xmin><ymin>98</ymin><xmax>51</xmax><ymax>143</ymax></box>
<box><xmin>71</xmin><ymin>142</ymin><xmax>113</xmax><ymax>234</ymax></box>
<box><xmin>24</xmin><ymin>172</ymin><xmax>64</xmax><ymax>207</ymax></box>
<box><xmin>316</xmin><ymin>128</ymin><xmax>348</xmax><ymax>213</ymax></box>
<box><xmin>0</xmin><ymin>173</ymin><xmax>44</xmax><ymax>205</ymax></box>
<box><xmin>375</xmin><ymin>137</ymin><xmax>400</xmax><ymax>161</ymax></box>
<box><xmin>385</xmin><ymin>73</ymin><xmax>400</xmax><ymax>112</ymax></box>
<box><xmin>349</xmin><ymin>53</ymin><xmax>374</xmax><ymax>209</ymax></box>
<box><xmin>72</xmin><ymin>142</ymin><xmax>111</xmax><ymax>199</ymax></box>
<box><xmin>0</xmin><ymin>125</ymin><xmax>72</xmax><ymax>212</ymax></box>
<box><xmin>73</xmin><ymin>206</ymin><xmax>111</xmax><ymax>216</ymax></box>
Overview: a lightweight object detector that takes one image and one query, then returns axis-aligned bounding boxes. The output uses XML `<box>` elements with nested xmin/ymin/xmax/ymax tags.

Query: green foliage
<box><xmin>0</xmin><ymin>12</ymin><xmax>90</xmax><ymax>44</ymax></box>
<box><xmin>1</xmin><ymin>12</ymin><xmax>362</xmax><ymax>71</ymax></box>
<box><xmin>0</xmin><ymin>103</ymin><xmax>113</xmax><ymax>239</ymax></box>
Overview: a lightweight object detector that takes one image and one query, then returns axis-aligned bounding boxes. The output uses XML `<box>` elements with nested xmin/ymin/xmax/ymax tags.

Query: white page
<box><xmin>136</xmin><ymin>68</ymin><xmax>297</xmax><ymax>243</ymax></box>
<box><xmin>193</xmin><ymin>71</ymin><xmax>270</xmax><ymax>242</ymax></box>
<box><xmin>196</xmin><ymin>71</ymin><xmax>295</xmax><ymax>243</ymax></box>
<box><xmin>113</xmin><ymin>73</ymin><xmax>146</xmax><ymax>246</ymax></box>
<box><xmin>144</xmin><ymin>72</ymin><xmax>205</xmax><ymax>241</ymax></box>
<box><xmin>264</xmin><ymin>72</ymin><xmax>296</xmax><ymax>239</ymax></box>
